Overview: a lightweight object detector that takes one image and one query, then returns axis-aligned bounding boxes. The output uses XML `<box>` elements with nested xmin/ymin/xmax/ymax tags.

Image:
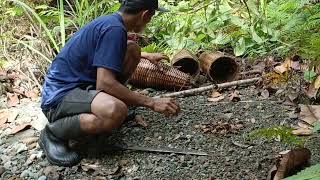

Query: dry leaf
<box><xmin>7</xmin><ymin>93</ymin><xmax>19</xmax><ymax>107</ymax></box>
<box><xmin>0</xmin><ymin>109</ymin><xmax>9</xmax><ymax>126</ymax></box>
<box><xmin>274</xmin><ymin>58</ymin><xmax>300</xmax><ymax>74</ymax></box>
<box><xmin>270</xmin><ymin>148</ymin><xmax>311</xmax><ymax>180</ymax></box>
<box><xmin>7</xmin><ymin>110</ymin><xmax>18</xmax><ymax>123</ymax></box>
<box><xmin>81</xmin><ymin>163</ymin><xmax>100</xmax><ymax>172</ymax></box>
<box><xmin>314</xmin><ymin>75</ymin><xmax>320</xmax><ymax>89</ymax></box>
<box><xmin>288</xmin><ymin>93</ymin><xmax>298</xmax><ymax>102</ymax></box>
<box><xmin>299</xmin><ymin>104</ymin><xmax>320</xmax><ymax>125</ymax></box>
<box><xmin>297</xmin><ymin>121</ymin><xmax>312</xmax><ymax>129</ymax></box>
<box><xmin>306</xmin><ymin>76</ymin><xmax>320</xmax><ymax>99</ymax></box>
<box><xmin>292</xmin><ymin>128</ymin><xmax>313</xmax><ymax>136</ymax></box>
<box><xmin>10</xmin><ymin>123</ymin><xmax>31</xmax><ymax>135</ymax></box>
<box><xmin>135</xmin><ymin>115</ymin><xmax>148</xmax><ymax>128</ymax></box>
<box><xmin>211</xmin><ymin>91</ymin><xmax>222</xmax><ymax>98</ymax></box>
<box><xmin>207</xmin><ymin>96</ymin><xmax>225</xmax><ymax>102</ymax></box>
<box><xmin>25</xmin><ymin>90</ymin><xmax>38</xmax><ymax>101</ymax></box>
<box><xmin>229</xmin><ymin>91</ymin><xmax>240</xmax><ymax>102</ymax></box>
<box><xmin>274</xmin><ymin>65</ymin><xmax>288</xmax><ymax>74</ymax></box>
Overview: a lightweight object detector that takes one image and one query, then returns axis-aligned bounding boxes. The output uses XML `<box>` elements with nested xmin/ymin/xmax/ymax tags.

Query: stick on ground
<box><xmin>155</xmin><ymin>77</ymin><xmax>260</xmax><ymax>98</ymax></box>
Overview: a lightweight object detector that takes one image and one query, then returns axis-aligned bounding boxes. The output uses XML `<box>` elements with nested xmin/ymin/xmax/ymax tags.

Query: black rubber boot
<box><xmin>39</xmin><ymin>115</ymin><xmax>84</xmax><ymax>167</ymax></box>
<box><xmin>39</xmin><ymin>126</ymin><xmax>81</xmax><ymax>167</ymax></box>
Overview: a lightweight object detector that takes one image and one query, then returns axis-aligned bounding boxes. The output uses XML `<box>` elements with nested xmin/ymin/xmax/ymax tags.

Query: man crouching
<box><xmin>39</xmin><ymin>0</ymin><xmax>180</xmax><ymax>167</ymax></box>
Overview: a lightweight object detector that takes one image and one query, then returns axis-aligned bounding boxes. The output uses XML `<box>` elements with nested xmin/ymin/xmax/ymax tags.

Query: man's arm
<box><xmin>96</xmin><ymin>67</ymin><xmax>181</xmax><ymax>117</ymax></box>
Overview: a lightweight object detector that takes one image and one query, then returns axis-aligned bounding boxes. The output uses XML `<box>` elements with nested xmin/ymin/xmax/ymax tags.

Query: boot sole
<box><xmin>39</xmin><ymin>130</ymin><xmax>81</xmax><ymax>167</ymax></box>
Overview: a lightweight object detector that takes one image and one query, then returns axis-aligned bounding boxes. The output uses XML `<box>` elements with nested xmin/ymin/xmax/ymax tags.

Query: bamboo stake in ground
<box><xmin>155</xmin><ymin>77</ymin><xmax>260</xmax><ymax>98</ymax></box>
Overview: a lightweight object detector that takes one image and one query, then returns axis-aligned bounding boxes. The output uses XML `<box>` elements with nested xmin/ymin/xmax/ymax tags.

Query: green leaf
<box><xmin>304</xmin><ymin>71</ymin><xmax>317</xmax><ymax>82</ymax></box>
<box><xmin>195</xmin><ymin>34</ymin><xmax>206</xmax><ymax>43</ymax></box>
<box><xmin>284</xmin><ymin>163</ymin><xmax>320</xmax><ymax>180</ymax></box>
<box><xmin>251</xmin><ymin>27</ymin><xmax>263</xmax><ymax>43</ymax></box>
<box><xmin>213</xmin><ymin>33</ymin><xmax>231</xmax><ymax>45</ymax></box>
<box><xmin>313</xmin><ymin>122</ymin><xmax>320</xmax><ymax>133</ymax></box>
<box><xmin>234</xmin><ymin>37</ymin><xmax>246</xmax><ymax>56</ymax></box>
<box><xmin>247</xmin><ymin>0</ymin><xmax>259</xmax><ymax>16</ymax></box>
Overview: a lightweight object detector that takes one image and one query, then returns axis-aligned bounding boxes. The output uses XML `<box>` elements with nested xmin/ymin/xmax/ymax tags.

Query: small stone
<box><xmin>39</xmin><ymin>161</ymin><xmax>49</xmax><ymax>167</ymax></box>
<box><xmin>0</xmin><ymin>166</ymin><xmax>5</xmax><ymax>175</ymax></box>
<box><xmin>144</xmin><ymin>137</ymin><xmax>151</xmax><ymax>141</ymax></box>
<box><xmin>157</xmin><ymin>136</ymin><xmax>162</xmax><ymax>140</ymax></box>
<box><xmin>3</xmin><ymin>161</ymin><xmax>11</xmax><ymax>169</ymax></box>
<box><xmin>20</xmin><ymin>170</ymin><xmax>31</xmax><ymax>178</ymax></box>
<box><xmin>38</xmin><ymin>175</ymin><xmax>47</xmax><ymax>180</ymax></box>
<box><xmin>15</xmin><ymin>143</ymin><xmax>28</xmax><ymax>154</ymax></box>
<box><xmin>119</xmin><ymin>159</ymin><xmax>129</xmax><ymax>167</ymax></box>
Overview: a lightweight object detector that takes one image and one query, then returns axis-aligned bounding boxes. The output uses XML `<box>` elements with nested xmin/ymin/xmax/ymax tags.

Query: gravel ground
<box><xmin>0</xmin><ymin>86</ymin><xmax>319</xmax><ymax>180</ymax></box>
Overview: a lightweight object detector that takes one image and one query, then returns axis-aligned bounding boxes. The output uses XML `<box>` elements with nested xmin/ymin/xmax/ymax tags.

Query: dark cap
<box><xmin>119</xmin><ymin>0</ymin><xmax>169</xmax><ymax>12</ymax></box>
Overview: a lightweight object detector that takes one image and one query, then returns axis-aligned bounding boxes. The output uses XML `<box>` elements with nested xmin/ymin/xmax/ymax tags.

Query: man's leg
<box><xmin>39</xmin><ymin>41</ymin><xmax>141</xmax><ymax>167</ymax></box>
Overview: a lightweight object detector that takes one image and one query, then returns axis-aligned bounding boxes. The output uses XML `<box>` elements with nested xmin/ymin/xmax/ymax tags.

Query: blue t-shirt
<box><xmin>41</xmin><ymin>13</ymin><xmax>127</xmax><ymax>110</ymax></box>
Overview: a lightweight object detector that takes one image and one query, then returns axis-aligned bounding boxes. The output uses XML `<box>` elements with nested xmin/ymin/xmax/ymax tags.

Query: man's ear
<box><xmin>141</xmin><ymin>10</ymin><xmax>154</xmax><ymax>20</ymax></box>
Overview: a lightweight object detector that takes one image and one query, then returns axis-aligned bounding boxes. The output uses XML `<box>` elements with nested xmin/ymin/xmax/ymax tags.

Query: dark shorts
<box><xmin>42</xmin><ymin>85</ymin><xmax>102</xmax><ymax>123</ymax></box>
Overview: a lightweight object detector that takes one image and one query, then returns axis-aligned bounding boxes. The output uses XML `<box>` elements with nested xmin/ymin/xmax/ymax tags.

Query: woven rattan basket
<box><xmin>129</xmin><ymin>59</ymin><xmax>191</xmax><ymax>90</ymax></box>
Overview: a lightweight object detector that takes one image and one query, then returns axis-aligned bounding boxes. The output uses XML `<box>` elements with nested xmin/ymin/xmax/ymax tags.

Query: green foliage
<box><xmin>2</xmin><ymin>0</ymin><xmax>320</xmax><ymax>66</ymax></box>
<box><xmin>304</xmin><ymin>71</ymin><xmax>317</xmax><ymax>82</ymax></box>
<box><xmin>147</xmin><ymin>0</ymin><xmax>320</xmax><ymax>60</ymax></box>
<box><xmin>66</xmin><ymin>0</ymin><xmax>120</xmax><ymax>29</ymax></box>
<box><xmin>284</xmin><ymin>163</ymin><xmax>320</xmax><ymax>180</ymax></box>
<box><xmin>313</xmin><ymin>122</ymin><xmax>320</xmax><ymax>133</ymax></box>
<box><xmin>7</xmin><ymin>0</ymin><xmax>119</xmax><ymax>62</ymax></box>
<box><xmin>248</xmin><ymin>126</ymin><xmax>305</xmax><ymax>146</ymax></box>
<box><xmin>141</xmin><ymin>42</ymin><xmax>168</xmax><ymax>53</ymax></box>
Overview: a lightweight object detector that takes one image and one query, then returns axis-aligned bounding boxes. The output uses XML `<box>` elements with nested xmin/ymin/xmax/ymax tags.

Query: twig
<box><xmin>240</xmin><ymin>70</ymin><xmax>263</xmax><ymax>76</ymax></box>
<box><xmin>205</xmin><ymin>100</ymin><xmax>280</xmax><ymax>105</ymax></box>
<box><xmin>155</xmin><ymin>77</ymin><xmax>260</xmax><ymax>98</ymax></box>
<box><xmin>27</xmin><ymin>66</ymin><xmax>42</xmax><ymax>93</ymax></box>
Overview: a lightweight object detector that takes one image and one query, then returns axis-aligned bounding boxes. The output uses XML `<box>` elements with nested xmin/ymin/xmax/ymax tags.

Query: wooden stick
<box><xmin>240</xmin><ymin>70</ymin><xmax>263</xmax><ymax>76</ymax></box>
<box><xmin>155</xmin><ymin>77</ymin><xmax>260</xmax><ymax>98</ymax></box>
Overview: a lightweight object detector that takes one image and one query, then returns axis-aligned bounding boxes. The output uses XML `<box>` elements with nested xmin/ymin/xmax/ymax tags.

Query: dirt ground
<box><xmin>0</xmin><ymin>86</ymin><xmax>319</xmax><ymax>180</ymax></box>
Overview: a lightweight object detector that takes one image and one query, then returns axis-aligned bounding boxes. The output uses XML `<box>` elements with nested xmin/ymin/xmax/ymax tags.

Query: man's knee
<box><xmin>106</xmin><ymin>99</ymin><xmax>128</xmax><ymax>122</ymax></box>
<box><xmin>81</xmin><ymin>102</ymin><xmax>128</xmax><ymax>134</ymax></box>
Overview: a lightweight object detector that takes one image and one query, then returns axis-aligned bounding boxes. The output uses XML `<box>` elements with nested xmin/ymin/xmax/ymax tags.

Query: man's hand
<box><xmin>141</xmin><ymin>52</ymin><xmax>169</xmax><ymax>71</ymax></box>
<box><xmin>150</xmin><ymin>98</ymin><xmax>181</xmax><ymax>117</ymax></box>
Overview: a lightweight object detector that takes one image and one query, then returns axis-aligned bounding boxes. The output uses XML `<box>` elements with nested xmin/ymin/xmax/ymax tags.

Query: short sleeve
<box><xmin>93</xmin><ymin>26</ymin><xmax>127</xmax><ymax>73</ymax></box>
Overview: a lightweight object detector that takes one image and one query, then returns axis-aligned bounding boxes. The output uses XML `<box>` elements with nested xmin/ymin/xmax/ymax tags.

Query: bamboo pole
<box><xmin>155</xmin><ymin>77</ymin><xmax>260</xmax><ymax>98</ymax></box>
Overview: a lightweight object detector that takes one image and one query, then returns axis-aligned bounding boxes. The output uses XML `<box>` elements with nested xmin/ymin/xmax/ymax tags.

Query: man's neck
<box><xmin>118</xmin><ymin>12</ymin><xmax>136</xmax><ymax>32</ymax></box>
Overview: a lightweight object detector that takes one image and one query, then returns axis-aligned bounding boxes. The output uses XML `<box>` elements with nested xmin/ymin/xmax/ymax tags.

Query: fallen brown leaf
<box><xmin>10</xmin><ymin>123</ymin><xmax>31</xmax><ymax>135</ymax></box>
<box><xmin>81</xmin><ymin>162</ymin><xmax>100</xmax><ymax>172</ymax></box>
<box><xmin>211</xmin><ymin>91</ymin><xmax>222</xmax><ymax>98</ymax></box>
<box><xmin>292</xmin><ymin>128</ymin><xmax>313</xmax><ymax>136</ymax></box>
<box><xmin>0</xmin><ymin>109</ymin><xmax>9</xmax><ymax>126</ymax></box>
<box><xmin>268</xmin><ymin>148</ymin><xmax>311</xmax><ymax>180</ymax></box>
<box><xmin>6</xmin><ymin>93</ymin><xmax>19</xmax><ymax>107</ymax></box>
<box><xmin>201</xmin><ymin>121</ymin><xmax>244</xmax><ymax>135</ymax></box>
<box><xmin>274</xmin><ymin>58</ymin><xmax>300</xmax><ymax>74</ymax></box>
<box><xmin>229</xmin><ymin>91</ymin><xmax>240</xmax><ymax>102</ymax></box>
<box><xmin>297</xmin><ymin>121</ymin><xmax>312</xmax><ymax>129</ymax></box>
<box><xmin>306</xmin><ymin>83</ymin><xmax>318</xmax><ymax>99</ymax></box>
<box><xmin>207</xmin><ymin>96</ymin><xmax>225</xmax><ymax>102</ymax></box>
<box><xmin>135</xmin><ymin>115</ymin><xmax>148</xmax><ymax>128</ymax></box>
<box><xmin>299</xmin><ymin>104</ymin><xmax>320</xmax><ymax>125</ymax></box>
<box><xmin>25</xmin><ymin>90</ymin><xmax>39</xmax><ymax>101</ymax></box>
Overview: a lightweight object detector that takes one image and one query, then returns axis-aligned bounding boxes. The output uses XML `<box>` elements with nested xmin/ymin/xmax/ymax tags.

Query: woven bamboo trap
<box><xmin>129</xmin><ymin>59</ymin><xmax>191</xmax><ymax>90</ymax></box>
